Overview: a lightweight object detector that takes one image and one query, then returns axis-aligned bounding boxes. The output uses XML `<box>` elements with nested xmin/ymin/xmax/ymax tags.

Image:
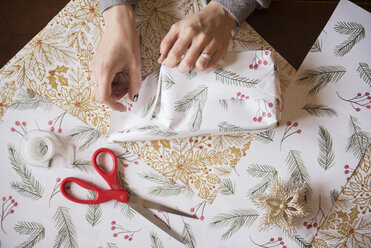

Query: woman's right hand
<box><xmin>91</xmin><ymin>4</ymin><xmax>141</xmax><ymax>111</ymax></box>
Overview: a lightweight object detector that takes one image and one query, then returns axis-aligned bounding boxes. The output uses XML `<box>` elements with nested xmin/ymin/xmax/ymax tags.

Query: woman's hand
<box><xmin>91</xmin><ymin>4</ymin><xmax>141</xmax><ymax>111</ymax></box>
<box><xmin>158</xmin><ymin>1</ymin><xmax>236</xmax><ymax>73</ymax></box>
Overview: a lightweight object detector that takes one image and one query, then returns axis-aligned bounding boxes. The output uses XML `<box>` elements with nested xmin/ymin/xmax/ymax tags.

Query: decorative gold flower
<box><xmin>253</xmin><ymin>178</ymin><xmax>309</xmax><ymax>234</ymax></box>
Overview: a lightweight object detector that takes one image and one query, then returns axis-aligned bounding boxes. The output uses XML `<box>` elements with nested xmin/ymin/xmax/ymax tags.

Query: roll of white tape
<box><xmin>20</xmin><ymin>130</ymin><xmax>75</xmax><ymax>168</ymax></box>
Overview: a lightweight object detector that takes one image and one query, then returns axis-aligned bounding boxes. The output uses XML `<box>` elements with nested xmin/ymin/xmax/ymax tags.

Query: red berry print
<box><xmin>15</xmin><ymin>121</ymin><xmax>20</xmax><ymax>126</ymax></box>
<box><xmin>263</xmin><ymin>60</ymin><xmax>268</xmax><ymax>65</ymax></box>
<box><xmin>249</xmin><ymin>64</ymin><xmax>253</xmax><ymax>69</ymax></box>
<box><xmin>48</xmin><ymin>120</ymin><xmax>53</xmax><ymax>125</ymax></box>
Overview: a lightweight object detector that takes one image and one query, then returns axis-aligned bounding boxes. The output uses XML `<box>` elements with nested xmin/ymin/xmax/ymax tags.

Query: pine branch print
<box><xmin>161</xmin><ymin>73</ymin><xmax>175</xmax><ymax>90</ymax></box>
<box><xmin>247</xmin><ymin>164</ymin><xmax>277</xmax><ymax>178</ymax></box>
<box><xmin>185</xmin><ymin>70</ymin><xmax>197</xmax><ymax>80</ymax></box>
<box><xmin>189</xmin><ymin>102</ymin><xmax>203</xmax><ymax>132</ymax></box>
<box><xmin>330</xmin><ymin>189</ymin><xmax>339</xmax><ymax>204</ymax></box>
<box><xmin>14</xmin><ymin>221</ymin><xmax>45</xmax><ymax>248</ymax></box>
<box><xmin>141</xmin><ymin>96</ymin><xmax>156</xmax><ymax>118</ymax></box>
<box><xmin>9</xmin><ymin>89</ymin><xmax>54</xmax><ymax>112</ymax></box>
<box><xmin>302</xmin><ymin>104</ymin><xmax>338</xmax><ymax>117</ymax></box>
<box><xmin>256</xmin><ymin>130</ymin><xmax>275</xmax><ymax>143</ymax></box>
<box><xmin>150</xmin><ymin>231</ymin><xmax>164</xmax><ymax>248</ymax></box>
<box><xmin>247</xmin><ymin>180</ymin><xmax>270</xmax><ymax>197</ymax></box>
<box><xmin>317</xmin><ymin>126</ymin><xmax>335</xmax><ymax>170</ymax></box>
<box><xmin>138</xmin><ymin>125</ymin><xmax>177</xmax><ymax>137</ymax></box>
<box><xmin>209</xmin><ymin>209</ymin><xmax>259</xmax><ymax>240</ymax></box>
<box><xmin>174</xmin><ymin>85</ymin><xmax>208</xmax><ymax>112</ymax></box>
<box><xmin>53</xmin><ymin>207</ymin><xmax>78</xmax><ymax>248</ymax></box>
<box><xmin>72</xmin><ymin>160</ymin><xmax>95</xmax><ymax>173</ymax></box>
<box><xmin>333</xmin><ymin>21</ymin><xmax>365</xmax><ymax>56</ymax></box>
<box><xmin>285</xmin><ymin>150</ymin><xmax>312</xmax><ymax>199</ymax></box>
<box><xmin>293</xmin><ymin>235</ymin><xmax>310</xmax><ymax>248</ymax></box>
<box><xmin>214</xmin><ymin>69</ymin><xmax>260</xmax><ymax>87</ymax></box>
<box><xmin>85</xmin><ymin>191</ymin><xmax>102</xmax><ymax>227</ymax></box>
<box><xmin>8</xmin><ymin>145</ymin><xmax>44</xmax><ymax>200</ymax></box>
<box><xmin>346</xmin><ymin>115</ymin><xmax>371</xmax><ymax>159</ymax></box>
<box><xmin>113</xmin><ymin>201</ymin><xmax>136</xmax><ymax>219</ymax></box>
<box><xmin>139</xmin><ymin>172</ymin><xmax>192</xmax><ymax>198</ymax></box>
<box><xmin>67</xmin><ymin>126</ymin><xmax>105</xmax><ymax>152</ymax></box>
<box><xmin>219</xmin><ymin>99</ymin><xmax>228</xmax><ymax>111</ymax></box>
<box><xmin>220</xmin><ymin>179</ymin><xmax>235</xmax><ymax>195</ymax></box>
<box><xmin>217</xmin><ymin>121</ymin><xmax>252</xmax><ymax>133</ymax></box>
<box><xmin>296</xmin><ymin>65</ymin><xmax>346</xmax><ymax>96</ymax></box>
<box><xmin>310</xmin><ymin>38</ymin><xmax>322</xmax><ymax>53</ymax></box>
<box><xmin>182</xmin><ymin>219</ymin><xmax>196</xmax><ymax>248</ymax></box>
<box><xmin>357</xmin><ymin>62</ymin><xmax>371</xmax><ymax>85</ymax></box>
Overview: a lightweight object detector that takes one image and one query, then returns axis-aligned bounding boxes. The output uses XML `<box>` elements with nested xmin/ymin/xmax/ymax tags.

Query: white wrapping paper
<box><xmin>109</xmin><ymin>50</ymin><xmax>281</xmax><ymax>142</ymax></box>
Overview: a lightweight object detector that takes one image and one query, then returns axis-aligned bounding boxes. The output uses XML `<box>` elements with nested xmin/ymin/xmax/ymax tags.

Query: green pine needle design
<box><xmin>67</xmin><ymin>126</ymin><xmax>105</xmax><ymax>152</ymax></box>
<box><xmin>113</xmin><ymin>201</ymin><xmax>136</xmax><ymax>219</ymax></box>
<box><xmin>209</xmin><ymin>209</ymin><xmax>259</xmax><ymax>240</ymax></box>
<box><xmin>8</xmin><ymin>89</ymin><xmax>54</xmax><ymax>112</ymax></box>
<box><xmin>310</xmin><ymin>38</ymin><xmax>322</xmax><ymax>53</ymax></box>
<box><xmin>256</xmin><ymin>130</ymin><xmax>275</xmax><ymax>143</ymax></box>
<box><xmin>185</xmin><ymin>71</ymin><xmax>197</xmax><ymax>80</ymax></box>
<box><xmin>296</xmin><ymin>65</ymin><xmax>346</xmax><ymax>96</ymax></box>
<box><xmin>14</xmin><ymin>221</ymin><xmax>45</xmax><ymax>248</ymax></box>
<box><xmin>302</xmin><ymin>104</ymin><xmax>338</xmax><ymax>117</ymax></box>
<box><xmin>247</xmin><ymin>164</ymin><xmax>277</xmax><ymax>178</ymax></box>
<box><xmin>220</xmin><ymin>179</ymin><xmax>235</xmax><ymax>195</ymax></box>
<box><xmin>182</xmin><ymin>220</ymin><xmax>196</xmax><ymax>248</ymax></box>
<box><xmin>333</xmin><ymin>21</ymin><xmax>365</xmax><ymax>57</ymax></box>
<box><xmin>330</xmin><ymin>189</ymin><xmax>340</xmax><ymax>204</ymax></box>
<box><xmin>189</xmin><ymin>103</ymin><xmax>203</xmax><ymax>131</ymax></box>
<box><xmin>346</xmin><ymin>115</ymin><xmax>371</xmax><ymax>159</ymax></box>
<box><xmin>161</xmin><ymin>74</ymin><xmax>175</xmax><ymax>90</ymax></box>
<box><xmin>293</xmin><ymin>235</ymin><xmax>310</xmax><ymax>248</ymax></box>
<box><xmin>219</xmin><ymin>99</ymin><xmax>228</xmax><ymax>111</ymax></box>
<box><xmin>150</xmin><ymin>232</ymin><xmax>164</xmax><ymax>248</ymax></box>
<box><xmin>247</xmin><ymin>180</ymin><xmax>270</xmax><ymax>197</ymax></box>
<box><xmin>139</xmin><ymin>172</ymin><xmax>193</xmax><ymax>198</ymax></box>
<box><xmin>317</xmin><ymin>126</ymin><xmax>335</xmax><ymax>170</ymax></box>
<box><xmin>85</xmin><ymin>191</ymin><xmax>102</xmax><ymax>227</ymax></box>
<box><xmin>141</xmin><ymin>96</ymin><xmax>156</xmax><ymax>118</ymax></box>
<box><xmin>218</xmin><ymin>121</ymin><xmax>255</xmax><ymax>133</ymax></box>
<box><xmin>104</xmin><ymin>243</ymin><xmax>119</xmax><ymax>248</ymax></box>
<box><xmin>357</xmin><ymin>62</ymin><xmax>371</xmax><ymax>85</ymax></box>
<box><xmin>72</xmin><ymin>160</ymin><xmax>95</xmax><ymax>173</ymax></box>
<box><xmin>8</xmin><ymin>145</ymin><xmax>44</xmax><ymax>200</ymax></box>
<box><xmin>175</xmin><ymin>85</ymin><xmax>208</xmax><ymax>112</ymax></box>
<box><xmin>53</xmin><ymin>207</ymin><xmax>78</xmax><ymax>248</ymax></box>
<box><xmin>285</xmin><ymin>150</ymin><xmax>312</xmax><ymax>200</ymax></box>
<box><xmin>138</xmin><ymin>125</ymin><xmax>177</xmax><ymax>137</ymax></box>
<box><xmin>214</xmin><ymin>69</ymin><xmax>260</xmax><ymax>87</ymax></box>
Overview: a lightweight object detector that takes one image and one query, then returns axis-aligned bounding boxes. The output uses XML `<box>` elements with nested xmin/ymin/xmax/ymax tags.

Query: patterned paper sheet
<box><xmin>0</xmin><ymin>0</ymin><xmax>295</xmax><ymax>203</ymax></box>
<box><xmin>0</xmin><ymin>0</ymin><xmax>370</xmax><ymax>247</ymax></box>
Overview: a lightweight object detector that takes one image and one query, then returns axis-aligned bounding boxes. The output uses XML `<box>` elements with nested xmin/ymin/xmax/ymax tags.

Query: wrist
<box><xmin>103</xmin><ymin>4</ymin><xmax>135</xmax><ymax>27</ymax></box>
<box><xmin>207</xmin><ymin>1</ymin><xmax>236</xmax><ymax>29</ymax></box>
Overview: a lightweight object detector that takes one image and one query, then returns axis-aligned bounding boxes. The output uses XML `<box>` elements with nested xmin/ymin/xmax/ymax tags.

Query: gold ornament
<box><xmin>253</xmin><ymin>178</ymin><xmax>309</xmax><ymax>235</ymax></box>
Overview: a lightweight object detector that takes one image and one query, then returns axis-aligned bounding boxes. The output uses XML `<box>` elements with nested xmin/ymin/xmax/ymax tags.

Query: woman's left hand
<box><xmin>158</xmin><ymin>1</ymin><xmax>236</xmax><ymax>73</ymax></box>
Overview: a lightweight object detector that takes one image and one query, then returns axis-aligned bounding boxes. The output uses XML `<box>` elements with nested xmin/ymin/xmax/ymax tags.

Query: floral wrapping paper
<box><xmin>0</xmin><ymin>0</ymin><xmax>370</xmax><ymax>247</ymax></box>
<box><xmin>109</xmin><ymin>51</ymin><xmax>281</xmax><ymax>142</ymax></box>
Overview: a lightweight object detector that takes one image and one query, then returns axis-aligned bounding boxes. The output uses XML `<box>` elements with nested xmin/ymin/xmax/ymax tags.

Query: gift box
<box><xmin>109</xmin><ymin>50</ymin><xmax>281</xmax><ymax>142</ymax></box>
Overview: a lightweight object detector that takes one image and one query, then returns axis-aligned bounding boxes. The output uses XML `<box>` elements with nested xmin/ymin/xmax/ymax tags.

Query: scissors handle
<box><xmin>60</xmin><ymin>177</ymin><xmax>130</xmax><ymax>204</ymax></box>
<box><xmin>92</xmin><ymin>148</ymin><xmax>122</xmax><ymax>189</ymax></box>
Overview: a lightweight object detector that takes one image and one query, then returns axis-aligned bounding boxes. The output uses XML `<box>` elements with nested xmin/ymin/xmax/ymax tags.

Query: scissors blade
<box><xmin>127</xmin><ymin>202</ymin><xmax>186</xmax><ymax>244</ymax></box>
<box><xmin>129</xmin><ymin>196</ymin><xmax>197</xmax><ymax>219</ymax></box>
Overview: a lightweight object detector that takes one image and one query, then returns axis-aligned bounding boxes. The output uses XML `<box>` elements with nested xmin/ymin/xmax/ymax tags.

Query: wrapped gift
<box><xmin>109</xmin><ymin>50</ymin><xmax>281</xmax><ymax>142</ymax></box>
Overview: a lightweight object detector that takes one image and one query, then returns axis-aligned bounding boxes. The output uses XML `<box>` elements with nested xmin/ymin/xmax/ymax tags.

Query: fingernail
<box><xmin>133</xmin><ymin>94</ymin><xmax>139</xmax><ymax>102</ymax></box>
<box><xmin>158</xmin><ymin>53</ymin><xmax>161</xmax><ymax>57</ymax></box>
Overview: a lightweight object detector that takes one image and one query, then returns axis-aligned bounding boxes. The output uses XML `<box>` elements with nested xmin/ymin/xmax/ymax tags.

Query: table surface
<box><xmin>1</xmin><ymin>0</ymin><xmax>370</xmax><ymax>69</ymax></box>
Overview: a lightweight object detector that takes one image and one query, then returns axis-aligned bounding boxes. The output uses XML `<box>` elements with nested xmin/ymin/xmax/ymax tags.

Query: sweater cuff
<box><xmin>99</xmin><ymin>0</ymin><xmax>133</xmax><ymax>14</ymax></box>
<box><xmin>209</xmin><ymin>0</ymin><xmax>258</xmax><ymax>25</ymax></box>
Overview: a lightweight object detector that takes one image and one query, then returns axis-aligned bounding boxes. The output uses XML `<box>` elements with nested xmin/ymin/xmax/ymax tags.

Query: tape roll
<box><xmin>20</xmin><ymin>130</ymin><xmax>75</xmax><ymax>168</ymax></box>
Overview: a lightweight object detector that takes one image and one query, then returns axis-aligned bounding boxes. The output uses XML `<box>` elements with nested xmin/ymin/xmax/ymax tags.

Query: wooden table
<box><xmin>1</xmin><ymin>0</ymin><xmax>370</xmax><ymax>69</ymax></box>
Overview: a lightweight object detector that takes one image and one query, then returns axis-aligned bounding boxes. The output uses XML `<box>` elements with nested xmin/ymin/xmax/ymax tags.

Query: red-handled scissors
<box><xmin>60</xmin><ymin>148</ymin><xmax>197</xmax><ymax>244</ymax></box>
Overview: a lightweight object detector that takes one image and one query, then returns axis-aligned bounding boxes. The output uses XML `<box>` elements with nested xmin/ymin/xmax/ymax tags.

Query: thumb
<box><xmin>128</xmin><ymin>64</ymin><xmax>142</xmax><ymax>102</ymax></box>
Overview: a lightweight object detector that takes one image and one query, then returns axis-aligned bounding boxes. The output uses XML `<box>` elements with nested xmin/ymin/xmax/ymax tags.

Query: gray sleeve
<box><xmin>208</xmin><ymin>0</ymin><xmax>272</xmax><ymax>25</ymax></box>
<box><xmin>99</xmin><ymin>0</ymin><xmax>137</xmax><ymax>14</ymax></box>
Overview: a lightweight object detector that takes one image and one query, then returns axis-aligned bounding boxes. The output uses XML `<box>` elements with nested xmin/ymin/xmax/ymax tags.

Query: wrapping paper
<box><xmin>110</xmin><ymin>51</ymin><xmax>281</xmax><ymax>142</ymax></box>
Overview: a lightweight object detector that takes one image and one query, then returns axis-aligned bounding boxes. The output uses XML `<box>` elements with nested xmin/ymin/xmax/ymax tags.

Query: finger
<box><xmin>207</xmin><ymin>47</ymin><xmax>227</xmax><ymax>69</ymax></box>
<box><xmin>111</xmin><ymin>81</ymin><xmax>129</xmax><ymax>100</ymax></box>
<box><xmin>158</xmin><ymin>24</ymin><xmax>179</xmax><ymax>63</ymax></box>
<box><xmin>165</xmin><ymin>35</ymin><xmax>192</xmax><ymax>68</ymax></box>
<box><xmin>194</xmin><ymin>40</ymin><xmax>218</xmax><ymax>72</ymax></box>
<box><xmin>97</xmin><ymin>72</ymin><xmax>126</xmax><ymax>112</ymax></box>
<box><xmin>178</xmin><ymin>36</ymin><xmax>209</xmax><ymax>73</ymax></box>
<box><xmin>128</xmin><ymin>64</ymin><xmax>142</xmax><ymax>102</ymax></box>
